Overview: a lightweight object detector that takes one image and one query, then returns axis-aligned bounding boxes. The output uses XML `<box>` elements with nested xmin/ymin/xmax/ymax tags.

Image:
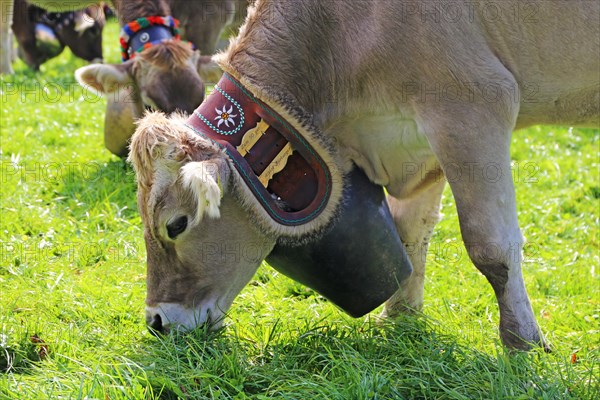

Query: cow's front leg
<box><xmin>421</xmin><ymin>104</ymin><xmax>546</xmax><ymax>351</ymax></box>
<box><xmin>0</xmin><ymin>0</ymin><xmax>14</xmax><ymax>75</ymax></box>
<box><xmin>382</xmin><ymin>179</ymin><xmax>445</xmax><ymax>315</ymax></box>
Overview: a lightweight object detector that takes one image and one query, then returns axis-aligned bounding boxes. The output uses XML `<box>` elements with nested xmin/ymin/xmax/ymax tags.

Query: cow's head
<box><xmin>56</xmin><ymin>7</ymin><xmax>106</xmax><ymax>63</ymax></box>
<box><xmin>76</xmin><ymin>41</ymin><xmax>219</xmax><ymax>118</ymax></box>
<box><xmin>128</xmin><ymin>98</ymin><xmax>410</xmax><ymax>333</ymax></box>
<box><xmin>14</xmin><ymin>3</ymin><xmax>105</xmax><ymax>70</ymax></box>
<box><xmin>129</xmin><ymin>112</ymin><xmax>278</xmax><ymax>333</ymax></box>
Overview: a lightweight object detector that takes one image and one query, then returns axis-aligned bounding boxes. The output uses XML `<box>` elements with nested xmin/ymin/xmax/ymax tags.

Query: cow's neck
<box><xmin>112</xmin><ymin>0</ymin><xmax>171</xmax><ymax>25</ymax></box>
<box><xmin>221</xmin><ymin>0</ymin><xmax>434</xmax><ymax>196</ymax></box>
<box><xmin>225</xmin><ymin>1</ymin><xmax>341</xmax><ymax>122</ymax></box>
<box><xmin>223</xmin><ymin>1</ymin><xmax>412</xmax><ymax>127</ymax></box>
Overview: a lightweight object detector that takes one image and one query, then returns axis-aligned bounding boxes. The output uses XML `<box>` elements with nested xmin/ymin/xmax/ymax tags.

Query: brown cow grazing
<box><xmin>74</xmin><ymin>0</ymin><xmax>228</xmax><ymax>157</ymax></box>
<box><xmin>99</xmin><ymin>0</ymin><xmax>246</xmax><ymax>157</ymax></box>
<box><xmin>129</xmin><ymin>0</ymin><xmax>599</xmax><ymax>351</ymax></box>
<box><xmin>11</xmin><ymin>0</ymin><xmax>104</xmax><ymax>70</ymax></box>
<box><xmin>1</xmin><ymin>0</ymin><xmax>238</xmax><ymax>156</ymax></box>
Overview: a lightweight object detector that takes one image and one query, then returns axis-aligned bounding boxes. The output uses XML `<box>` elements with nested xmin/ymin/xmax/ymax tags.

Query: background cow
<box><xmin>11</xmin><ymin>0</ymin><xmax>104</xmax><ymax>70</ymax></box>
<box><xmin>95</xmin><ymin>0</ymin><xmax>247</xmax><ymax>157</ymax></box>
<box><xmin>1</xmin><ymin>1</ymin><xmax>246</xmax><ymax>157</ymax></box>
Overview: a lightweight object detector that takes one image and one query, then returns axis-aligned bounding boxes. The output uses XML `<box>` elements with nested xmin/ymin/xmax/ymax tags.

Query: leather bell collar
<box><xmin>267</xmin><ymin>166</ymin><xmax>414</xmax><ymax>317</ymax></box>
<box><xmin>186</xmin><ymin>73</ymin><xmax>335</xmax><ymax>227</ymax></box>
<box><xmin>186</xmin><ymin>72</ymin><xmax>413</xmax><ymax>316</ymax></box>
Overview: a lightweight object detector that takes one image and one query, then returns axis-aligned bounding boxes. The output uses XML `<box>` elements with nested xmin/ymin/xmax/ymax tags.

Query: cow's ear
<box><xmin>75</xmin><ymin>62</ymin><xmax>133</xmax><ymax>94</ymax></box>
<box><xmin>194</xmin><ymin>53</ymin><xmax>223</xmax><ymax>84</ymax></box>
<box><xmin>180</xmin><ymin>160</ymin><xmax>226</xmax><ymax>222</ymax></box>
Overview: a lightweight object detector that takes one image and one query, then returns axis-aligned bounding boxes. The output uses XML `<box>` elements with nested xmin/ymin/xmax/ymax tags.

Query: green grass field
<box><xmin>1</xmin><ymin>21</ymin><xmax>598</xmax><ymax>399</ymax></box>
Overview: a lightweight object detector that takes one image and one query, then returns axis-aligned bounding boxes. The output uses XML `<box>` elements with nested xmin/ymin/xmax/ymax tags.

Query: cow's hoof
<box><xmin>500</xmin><ymin>328</ymin><xmax>551</xmax><ymax>353</ymax></box>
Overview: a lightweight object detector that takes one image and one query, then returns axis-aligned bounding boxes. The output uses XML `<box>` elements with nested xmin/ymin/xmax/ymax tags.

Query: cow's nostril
<box><xmin>148</xmin><ymin>314</ymin><xmax>164</xmax><ymax>335</ymax></box>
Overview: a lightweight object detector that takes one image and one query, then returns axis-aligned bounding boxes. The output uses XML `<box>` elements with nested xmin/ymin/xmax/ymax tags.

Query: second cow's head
<box><xmin>76</xmin><ymin>40</ymin><xmax>219</xmax><ymax>117</ymax></box>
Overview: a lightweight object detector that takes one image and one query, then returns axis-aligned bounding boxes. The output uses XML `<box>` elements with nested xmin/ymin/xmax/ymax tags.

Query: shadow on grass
<box><xmin>0</xmin><ymin>333</ymin><xmax>48</xmax><ymax>375</ymax></box>
<box><xmin>118</xmin><ymin>315</ymin><xmax>581</xmax><ymax>399</ymax></box>
<box><xmin>2</xmin><ymin>313</ymin><xmax>587</xmax><ymax>398</ymax></box>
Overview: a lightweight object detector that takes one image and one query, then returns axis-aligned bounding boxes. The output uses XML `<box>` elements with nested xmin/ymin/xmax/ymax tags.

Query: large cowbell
<box><xmin>266</xmin><ymin>167</ymin><xmax>413</xmax><ymax>317</ymax></box>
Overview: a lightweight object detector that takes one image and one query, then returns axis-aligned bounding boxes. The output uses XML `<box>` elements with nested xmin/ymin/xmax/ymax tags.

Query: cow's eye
<box><xmin>166</xmin><ymin>216</ymin><xmax>188</xmax><ymax>239</ymax></box>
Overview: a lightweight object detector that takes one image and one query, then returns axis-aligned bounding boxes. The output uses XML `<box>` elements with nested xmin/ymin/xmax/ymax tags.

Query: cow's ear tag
<box><xmin>266</xmin><ymin>167</ymin><xmax>413</xmax><ymax>317</ymax></box>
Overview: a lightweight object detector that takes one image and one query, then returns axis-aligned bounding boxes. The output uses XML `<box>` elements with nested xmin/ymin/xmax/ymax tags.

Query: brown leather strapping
<box><xmin>185</xmin><ymin>73</ymin><xmax>332</xmax><ymax>226</ymax></box>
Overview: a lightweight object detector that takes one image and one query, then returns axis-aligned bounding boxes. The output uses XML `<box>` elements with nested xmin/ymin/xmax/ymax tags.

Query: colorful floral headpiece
<box><xmin>119</xmin><ymin>16</ymin><xmax>181</xmax><ymax>61</ymax></box>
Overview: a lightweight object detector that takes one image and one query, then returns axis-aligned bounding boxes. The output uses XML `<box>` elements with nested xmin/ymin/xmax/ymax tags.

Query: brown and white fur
<box><xmin>130</xmin><ymin>0</ymin><xmax>599</xmax><ymax>350</ymax></box>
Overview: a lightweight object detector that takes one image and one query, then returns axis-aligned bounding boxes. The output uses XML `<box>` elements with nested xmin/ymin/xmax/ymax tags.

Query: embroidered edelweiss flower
<box><xmin>214</xmin><ymin>105</ymin><xmax>238</xmax><ymax>128</ymax></box>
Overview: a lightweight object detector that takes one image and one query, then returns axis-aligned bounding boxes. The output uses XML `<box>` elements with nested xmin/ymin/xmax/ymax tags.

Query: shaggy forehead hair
<box><xmin>137</xmin><ymin>40</ymin><xmax>194</xmax><ymax>69</ymax></box>
<box><xmin>128</xmin><ymin>112</ymin><xmax>221</xmax><ymax>226</ymax></box>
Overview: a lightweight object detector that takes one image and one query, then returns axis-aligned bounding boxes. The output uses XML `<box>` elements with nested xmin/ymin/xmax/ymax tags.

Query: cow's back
<box><xmin>323</xmin><ymin>0</ymin><xmax>599</xmax><ymax>128</ymax></box>
<box><xmin>474</xmin><ymin>1</ymin><xmax>600</xmax><ymax>127</ymax></box>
